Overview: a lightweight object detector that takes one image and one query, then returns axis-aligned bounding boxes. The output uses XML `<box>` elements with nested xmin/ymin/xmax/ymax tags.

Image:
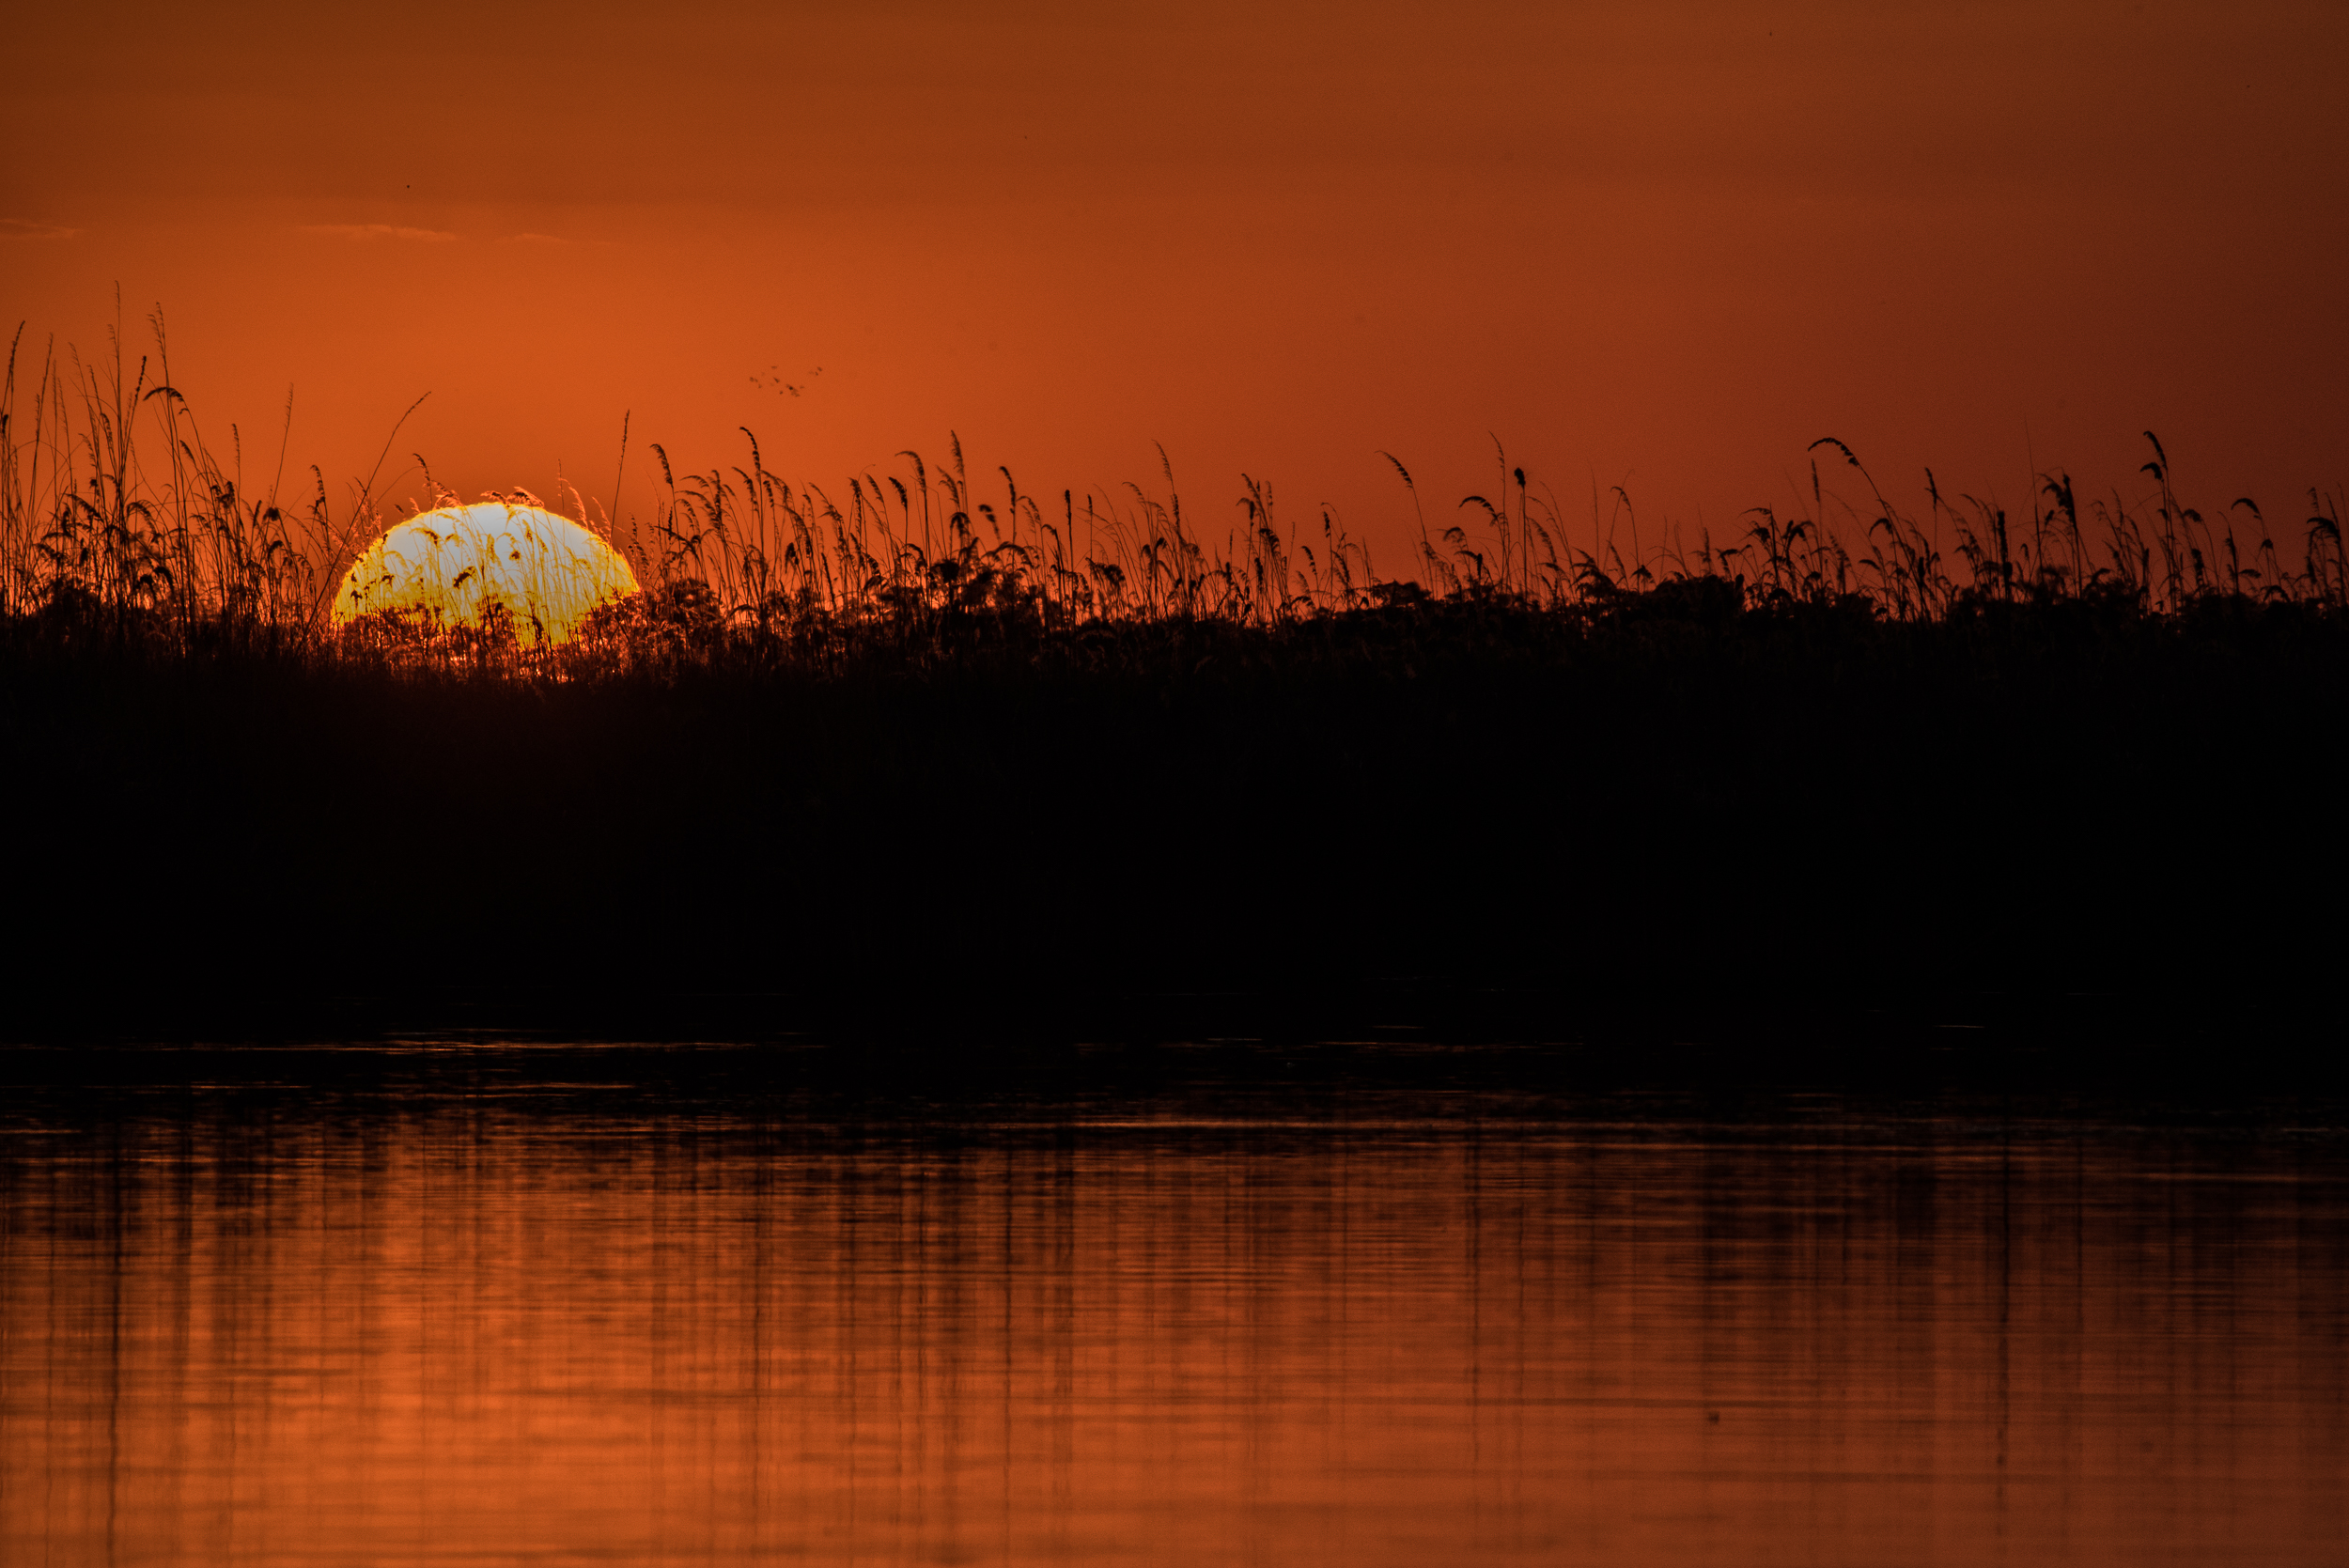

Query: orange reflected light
<box><xmin>331</xmin><ymin>502</ymin><xmax>637</xmax><ymax>645</ymax></box>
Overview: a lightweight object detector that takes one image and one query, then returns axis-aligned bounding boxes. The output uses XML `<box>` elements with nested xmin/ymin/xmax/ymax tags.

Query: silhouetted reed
<box><xmin>5</xmin><ymin>316</ymin><xmax>2344</xmax><ymax>1030</ymax></box>
<box><xmin>9</xmin><ymin>318</ymin><xmax>2343</xmax><ymax>685</ymax></box>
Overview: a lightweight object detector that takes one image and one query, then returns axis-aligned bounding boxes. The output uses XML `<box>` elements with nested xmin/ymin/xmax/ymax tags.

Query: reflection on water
<box><xmin>3</xmin><ymin>1043</ymin><xmax>2343</xmax><ymax>1566</ymax></box>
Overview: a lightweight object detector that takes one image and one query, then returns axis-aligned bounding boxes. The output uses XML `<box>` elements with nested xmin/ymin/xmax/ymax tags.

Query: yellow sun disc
<box><xmin>332</xmin><ymin>502</ymin><xmax>639</xmax><ymax>645</ymax></box>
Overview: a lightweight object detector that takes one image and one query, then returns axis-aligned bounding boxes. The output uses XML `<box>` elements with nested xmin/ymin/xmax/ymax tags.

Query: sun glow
<box><xmin>331</xmin><ymin>502</ymin><xmax>638</xmax><ymax>644</ymax></box>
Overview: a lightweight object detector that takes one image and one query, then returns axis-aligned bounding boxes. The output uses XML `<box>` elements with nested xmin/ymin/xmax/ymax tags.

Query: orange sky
<box><xmin>7</xmin><ymin>0</ymin><xmax>2343</xmax><ymax>571</ymax></box>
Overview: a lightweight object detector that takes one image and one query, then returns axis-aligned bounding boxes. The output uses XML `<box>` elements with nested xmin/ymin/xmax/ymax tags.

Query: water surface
<box><xmin>4</xmin><ymin>1038</ymin><xmax>2341</xmax><ymax>1565</ymax></box>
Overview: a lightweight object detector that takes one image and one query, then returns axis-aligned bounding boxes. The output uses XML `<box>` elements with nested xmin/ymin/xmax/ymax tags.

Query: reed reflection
<box><xmin>3</xmin><ymin>1071</ymin><xmax>2342</xmax><ymax>1566</ymax></box>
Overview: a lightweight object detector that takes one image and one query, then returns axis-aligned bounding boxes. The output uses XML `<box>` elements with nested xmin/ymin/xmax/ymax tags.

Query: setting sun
<box><xmin>330</xmin><ymin>501</ymin><xmax>637</xmax><ymax>644</ymax></box>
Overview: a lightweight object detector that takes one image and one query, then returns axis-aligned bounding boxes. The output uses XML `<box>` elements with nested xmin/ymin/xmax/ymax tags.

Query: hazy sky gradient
<box><xmin>7</xmin><ymin>0</ymin><xmax>2343</xmax><ymax>564</ymax></box>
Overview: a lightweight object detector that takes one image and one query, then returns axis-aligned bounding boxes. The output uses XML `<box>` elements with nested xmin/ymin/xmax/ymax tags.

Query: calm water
<box><xmin>3</xmin><ymin>1037</ymin><xmax>2342</xmax><ymax>1566</ymax></box>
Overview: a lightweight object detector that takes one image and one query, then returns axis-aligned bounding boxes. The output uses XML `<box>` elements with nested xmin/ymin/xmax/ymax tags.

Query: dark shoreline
<box><xmin>6</xmin><ymin>589</ymin><xmax>2343</xmax><ymax>1043</ymax></box>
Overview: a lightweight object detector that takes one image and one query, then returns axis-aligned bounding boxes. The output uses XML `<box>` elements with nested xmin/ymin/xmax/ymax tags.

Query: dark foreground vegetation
<box><xmin>4</xmin><ymin>320</ymin><xmax>2343</xmax><ymax>1034</ymax></box>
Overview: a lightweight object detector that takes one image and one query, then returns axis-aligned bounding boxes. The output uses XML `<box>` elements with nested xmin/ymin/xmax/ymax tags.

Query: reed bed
<box><xmin>4</xmin><ymin>317</ymin><xmax>2343</xmax><ymax>1030</ymax></box>
<box><xmin>8</xmin><ymin>317</ymin><xmax>2342</xmax><ymax>683</ymax></box>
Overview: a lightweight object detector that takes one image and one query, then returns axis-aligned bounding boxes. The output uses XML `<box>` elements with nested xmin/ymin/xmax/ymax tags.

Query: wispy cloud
<box><xmin>299</xmin><ymin>223</ymin><xmax>459</xmax><ymax>242</ymax></box>
<box><xmin>498</xmin><ymin>231</ymin><xmax>569</xmax><ymax>245</ymax></box>
<box><xmin>1</xmin><ymin>218</ymin><xmax>79</xmax><ymax>241</ymax></box>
